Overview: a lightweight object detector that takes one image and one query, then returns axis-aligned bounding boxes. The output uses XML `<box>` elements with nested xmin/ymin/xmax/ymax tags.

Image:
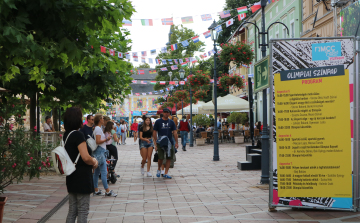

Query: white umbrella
<box><xmin>199</xmin><ymin>94</ymin><xmax>249</xmax><ymax>112</ymax></box>
<box><xmin>176</xmin><ymin>101</ymin><xmax>208</xmax><ymax>115</ymax></box>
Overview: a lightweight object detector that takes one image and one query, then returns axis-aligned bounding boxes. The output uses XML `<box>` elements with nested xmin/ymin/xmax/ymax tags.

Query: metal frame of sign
<box><xmin>254</xmin><ymin>55</ymin><xmax>270</xmax><ymax>93</ymax></box>
<box><xmin>268</xmin><ymin>36</ymin><xmax>358</xmax><ymax>212</ymax></box>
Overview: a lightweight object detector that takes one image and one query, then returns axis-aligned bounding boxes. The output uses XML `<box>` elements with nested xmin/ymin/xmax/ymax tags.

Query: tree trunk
<box><xmin>29</xmin><ymin>93</ymin><xmax>36</xmax><ymax>137</ymax></box>
<box><xmin>53</xmin><ymin>108</ymin><xmax>58</xmax><ymax>131</ymax></box>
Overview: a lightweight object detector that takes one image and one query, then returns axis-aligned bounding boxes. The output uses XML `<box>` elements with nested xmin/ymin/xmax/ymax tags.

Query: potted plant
<box><xmin>160</xmin><ymin>102</ymin><xmax>174</xmax><ymax>110</ymax></box>
<box><xmin>193</xmin><ymin>90</ymin><xmax>208</xmax><ymax>101</ymax></box>
<box><xmin>227</xmin><ymin>112</ymin><xmax>248</xmax><ymax>143</ymax></box>
<box><xmin>219</xmin><ymin>74</ymin><xmax>244</xmax><ymax>91</ymax></box>
<box><xmin>173</xmin><ymin>90</ymin><xmax>189</xmax><ymax>101</ymax></box>
<box><xmin>218</xmin><ymin>41</ymin><xmax>255</xmax><ymax>67</ymax></box>
<box><xmin>192</xmin><ymin>114</ymin><xmax>211</xmax><ymax>145</ymax></box>
<box><xmin>187</xmin><ymin>72</ymin><xmax>211</xmax><ymax>90</ymax></box>
<box><xmin>0</xmin><ymin>94</ymin><xmax>51</xmax><ymax>222</ymax></box>
<box><xmin>167</xmin><ymin>96</ymin><xmax>180</xmax><ymax>104</ymax></box>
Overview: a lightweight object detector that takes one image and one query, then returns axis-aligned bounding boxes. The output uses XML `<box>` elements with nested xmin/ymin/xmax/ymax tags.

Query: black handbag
<box><xmin>153</xmin><ymin>152</ymin><xmax>158</xmax><ymax>162</ymax></box>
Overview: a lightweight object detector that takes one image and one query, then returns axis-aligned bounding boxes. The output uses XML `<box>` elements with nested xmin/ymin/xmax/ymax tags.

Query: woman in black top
<box><xmin>63</xmin><ymin>107</ymin><xmax>98</xmax><ymax>223</ymax></box>
<box><xmin>139</xmin><ymin>116</ymin><xmax>154</xmax><ymax>177</ymax></box>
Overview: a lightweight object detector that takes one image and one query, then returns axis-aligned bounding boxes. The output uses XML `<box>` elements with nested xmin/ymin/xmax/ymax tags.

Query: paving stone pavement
<box><xmin>3</xmin><ymin>138</ymin><xmax>360</xmax><ymax>222</ymax></box>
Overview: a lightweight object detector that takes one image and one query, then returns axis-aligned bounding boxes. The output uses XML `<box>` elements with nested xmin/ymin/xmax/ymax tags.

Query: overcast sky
<box><xmin>125</xmin><ymin>0</ymin><xmax>227</xmax><ymax>68</ymax></box>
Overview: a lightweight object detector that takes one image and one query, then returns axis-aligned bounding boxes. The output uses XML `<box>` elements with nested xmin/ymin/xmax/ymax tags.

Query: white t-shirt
<box><xmin>94</xmin><ymin>126</ymin><xmax>106</xmax><ymax>149</ymax></box>
<box><xmin>44</xmin><ymin>122</ymin><xmax>52</xmax><ymax>131</ymax></box>
<box><xmin>120</xmin><ymin>124</ymin><xmax>126</xmax><ymax>133</ymax></box>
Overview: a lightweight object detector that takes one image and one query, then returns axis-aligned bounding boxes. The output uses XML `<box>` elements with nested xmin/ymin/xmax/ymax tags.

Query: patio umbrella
<box><xmin>198</xmin><ymin>94</ymin><xmax>249</xmax><ymax>112</ymax></box>
<box><xmin>176</xmin><ymin>101</ymin><xmax>208</xmax><ymax>115</ymax></box>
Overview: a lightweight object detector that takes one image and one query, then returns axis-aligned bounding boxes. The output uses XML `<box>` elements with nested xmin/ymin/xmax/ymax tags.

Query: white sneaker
<box><xmin>141</xmin><ymin>167</ymin><xmax>145</xmax><ymax>175</ymax></box>
<box><xmin>147</xmin><ymin>172</ymin><xmax>152</xmax><ymax>177</ymax></box>
<box><xmin>161</xmin><ymin>170</ymin><xmax>165</xmax><ymax>176</ymax></box>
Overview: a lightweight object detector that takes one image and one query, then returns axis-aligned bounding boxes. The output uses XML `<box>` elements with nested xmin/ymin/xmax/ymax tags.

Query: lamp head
<box><xmin>208</xmin><ymin>20</ymin><xmax>219</xmax><ymax>41</ymax></box>
<box><xmin>179</xmin><ymin>68</ymin><xmax>185</xmax><ymax>79</ymax></box>
<box><xmin>168</xmin><ymin>71</ymin><xmax>172</xmax><ymax>77</ymax></box>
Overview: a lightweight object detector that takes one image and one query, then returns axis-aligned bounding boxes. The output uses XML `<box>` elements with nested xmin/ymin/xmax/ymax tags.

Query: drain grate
<box><xmin>37</xmin><ymin>195</ymin><xmax>69</xmax><ymax>223</ymax></box>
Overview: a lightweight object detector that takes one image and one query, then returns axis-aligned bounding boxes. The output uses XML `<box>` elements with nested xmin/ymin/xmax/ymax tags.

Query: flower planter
<box><xmin>234</xmin><ymin>136</ymin><xmax>244</xmax><ymax>144</ymax></box>
<box><xmin>0</xmin><ymin>197</ymin><xmax>8</xmax><ymax>222</ymax></box>
<box><xmin>226</xmin><ymin>79</ymin><xmax>235</xmax><ymax>85</ymax></box>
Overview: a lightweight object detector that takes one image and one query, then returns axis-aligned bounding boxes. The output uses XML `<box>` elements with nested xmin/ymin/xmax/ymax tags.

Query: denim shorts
<box><xmin>140</xmin><ymin>138</ymin><xmax>154</xmax><ymax>149</ymax></box>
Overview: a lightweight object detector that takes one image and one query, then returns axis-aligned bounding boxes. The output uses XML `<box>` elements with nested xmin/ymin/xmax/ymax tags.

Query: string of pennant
<box><xmin>130</xmin><ymin>74</ymin><xmax>249</xmax><ymax>96</ymax></box>
<box><xmin>100</xmin><ymin>1</ymin><xmax>270</xmax><ymax>64</ymax></box>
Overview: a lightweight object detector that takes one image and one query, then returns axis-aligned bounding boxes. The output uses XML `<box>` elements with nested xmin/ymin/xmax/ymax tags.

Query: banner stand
<box><xmin>268</xmin><ymin>36</ymin><xmax>358</xmax><ymax>212</ymax></box>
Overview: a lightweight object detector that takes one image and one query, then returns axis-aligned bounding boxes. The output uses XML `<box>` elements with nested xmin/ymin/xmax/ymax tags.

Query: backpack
<box><xmin>51</xmin><ymin>130</ymin><xmax>80</xmax><ymax>176</ymax></box>
<box><xmin>86</xmin><ymin>133</ymin><xmax>97</xmax><ymax>151</ymax></box>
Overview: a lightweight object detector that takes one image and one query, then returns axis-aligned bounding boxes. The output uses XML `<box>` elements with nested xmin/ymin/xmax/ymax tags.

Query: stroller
<box><xmin>106</xmin><ymin>158</ymin><xmax>118</xmax><ymax>184</ymax></box>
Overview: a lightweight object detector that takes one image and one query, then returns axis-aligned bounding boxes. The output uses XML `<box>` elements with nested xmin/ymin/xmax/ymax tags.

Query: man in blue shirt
<box><xmin>217</xmin><ymin>119</ymin><xmax>221</xmax><ymax>129</ymax></box>
<box><xmin>153</xmin><ymin>108</ymin><xmax>178</xmax><ymax>179</ymax></box>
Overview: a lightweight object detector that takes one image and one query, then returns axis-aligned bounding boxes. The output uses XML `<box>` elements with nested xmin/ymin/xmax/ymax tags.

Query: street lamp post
<box><xmin>209</xmin><ymin>20</ymin><xmax>220</xmax><ymax>161</ymax></box>
<box><xmin>168</xmin><ymin>71</ymin><xmax>173</xmax><ymax>82</ymax></box>
<box><xmin>179</xmin><ymin>68</ymin><xmax>185</xmax><ymax>117</ymax></box>
<box><xmin>188</xmin><ymin>64</ymin><xmax>195</xmax><ymax>147</ymax></box>
<box><xmin>173</xmin><ymin>77</ymin><xmax>179</xmax><ymax>119</ymax></box>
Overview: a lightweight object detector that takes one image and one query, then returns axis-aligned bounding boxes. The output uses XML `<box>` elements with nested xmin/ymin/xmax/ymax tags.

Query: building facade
<box><xmin>244</xmin><ymin>0</ymin><xmax>303</xmax><ymax>122</ymax></box>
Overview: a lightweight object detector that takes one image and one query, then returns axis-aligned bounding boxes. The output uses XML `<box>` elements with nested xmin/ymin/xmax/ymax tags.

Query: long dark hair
<box><xmin>104</xmin><ymin>122</ymin><xmax>114</xmax><ymax>134</ymax></box>
<box><xmin>64</xmin><ymin>107</ymin><xmax>83</xmax><ymax>131</ymax></box>
<box><xmin>142</xmin><ymin>116</ymin><xmax>153</xmax><ymax>132</ymax></box>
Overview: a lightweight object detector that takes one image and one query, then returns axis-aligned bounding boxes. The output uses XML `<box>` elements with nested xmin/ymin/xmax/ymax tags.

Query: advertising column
<box><xmin>270</xmin><ymin>38</ymin><xmax>355</xmax><ymax>210</ymax></box>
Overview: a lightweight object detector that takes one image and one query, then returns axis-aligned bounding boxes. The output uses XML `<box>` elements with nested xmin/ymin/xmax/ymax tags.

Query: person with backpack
<box><xmin>104</xmin><ymin>122</ymin><xmax>120</xmax><ymax>178</ymax></box>
<box><xmin>62</xmin><ymin>107</ymin><xmax>98</xmax><ymax>222</ymax></box>
<box><xmin>92</xmin><ymin>114</ymin><xmax>117</xmax><ymax>197</ymax></box>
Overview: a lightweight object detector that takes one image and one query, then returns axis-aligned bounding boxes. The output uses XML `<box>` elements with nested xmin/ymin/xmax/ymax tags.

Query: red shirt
<box><xmin>179</xmin><ymin>121</ymin><xmax>190</xmax><ymax>132</ymax></box>
<box><xmin>131</xmin><ymin>123</ymin><xmax>138</xmax><ymax>131</ymax></box>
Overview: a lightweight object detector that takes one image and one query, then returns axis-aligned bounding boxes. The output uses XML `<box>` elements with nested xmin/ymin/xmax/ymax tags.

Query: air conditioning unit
<box><xmin>331</xmin><ymin>0</ymin><xmax>351</xmax><ymax>7</ymax></box>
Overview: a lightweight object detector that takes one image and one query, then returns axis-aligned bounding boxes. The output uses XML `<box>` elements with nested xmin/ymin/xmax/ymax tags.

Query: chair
<box><xmin>218</xmin><ymin>130</ymin><xmax>222</xmax><ymax>143</ymax></box>
<box><xmin>201</xmin><ymin>132</ymin><xmax>210</xmax><ymax>143</ymax></box>
<box><xmin>229</xmin><ymin>131</ymin><xmax>235</xmax><ymax>143</ymax></box>
<box><xmin>244</xmin><ymin>130</ymin><xmax>250</xmax><ymax>142</ymax></box>
<box><xmin>254</xmin><ymin>129</ymin><xmax>260</xmax><ymax>140</ymax></box>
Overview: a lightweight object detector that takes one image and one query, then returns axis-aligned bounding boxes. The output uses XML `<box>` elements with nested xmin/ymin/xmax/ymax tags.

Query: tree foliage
<box><xmin>340</xmin><ymin>2</ymin><xmax>360</xmax><ymax>36</ymax></box>
<box><xmin>154</xmin><ymin>25</ymin><xmax>205</xmax><ymax>91</ymax></box>
<box><xmin>136</xmin><ymin>63</ymin><xmax>151</xmax><ymax>69</ymax></box>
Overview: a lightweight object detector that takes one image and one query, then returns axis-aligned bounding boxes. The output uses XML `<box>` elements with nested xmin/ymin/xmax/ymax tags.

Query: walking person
<box><xmin>139</xmin><ymin>116</ymin><xmax>154</xmax><ymax>177</ymax></box>
<box><xmin>63</xmin><ymin>107</ymin><xmax>98</xmax><ymax>223</ymax></box>
<box><xmin>116</xmin><ymin>122</ymin><xmax>121</xmax><ymax>145</ymax></box>
<box><xmin>120</xmin><ymin>120</ymin><xmax>127</xmax><ymax>145</ymax></box>
<box><xmin>92</xmin><ymin>114</ymin><xmax>117</xmax><ymax>197</ymax></box>
<box><xmin>131</xmin><ymin>121</ymin><xmax>139</xmax><ymax>143</ymax></box>
<box><xmin>104</xmin><ymin>122</ymin><xmax>120</xmax><ymax>178</ymax></box>
<box><xmin>153</xmin><ymin>108</ymin><xmax>178</xmax><ymax>179</ymax></box>
<box><xmin>178</xmin><ymin>116</ymin><xmax>190</xmax><ymax>151</ymax></box>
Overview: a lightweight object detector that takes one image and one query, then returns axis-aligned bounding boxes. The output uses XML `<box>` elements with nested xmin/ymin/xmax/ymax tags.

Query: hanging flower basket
<box><xmin>187</xmin><ymin>72</ymin><xmax>211</xmax><ymax>90</ymax></box>
<box><xmin>194</xmin><ymin>90</ymin><xmax>208</xmax><ymax>101</ymax></box>
<box><xmin>160</xmin><ymin>102</ymin><xmax>174</xmax><ymax>110</ymax></box>
<box><xmin>167</xmin><ymin>97</ymin><xmax>180</xmax><ymax>104</ymax></box>
<box><xmin>218</xmin><ymin>74</ymin><xmax>243</xmax><ymax>91</ymax></box>
<box><xmin>173</xmin><ymin>90</ymin><xmax>189</xmax><ymax>101</ymax></box>
<box><xmin>219</xmin><ymin>41</ymin><xmax>255</xmax><ymax>67</ymax></box>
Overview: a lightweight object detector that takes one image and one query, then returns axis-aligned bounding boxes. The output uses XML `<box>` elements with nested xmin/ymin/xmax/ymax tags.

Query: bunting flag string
<box><xmin>101</xmin><ymin>2</ymin><xmax>264</xmax><ymax>66</ymax></box>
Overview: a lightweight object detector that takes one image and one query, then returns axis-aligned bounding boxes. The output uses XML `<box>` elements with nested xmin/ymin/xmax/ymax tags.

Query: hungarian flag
<box><xmin>237</xmin><ymin>6</ymin><xmax>248</xmax><ymax>14</ymax></box>
<box><xmin>181</xmin><ymin>62</ymin><xmax>188</xmax><ymax>67</ymax></box>
<box><xmin>171</xmin><ymin>43</ymin><xmax>178</xmax><ymax>51</ymax></box>
<box><xmin>141</xmin><ymin>19</ymin><xmax>153</xmax><ymax>26</ymax></box>
<box><xmin>192</xmin><ymin>36</ymin><xmax>200</xmax><ymax>43</ymax></box>
<box><xmin>150</xmin><ymin>81</ymin><xmax>157</xmax><ymax>84</ymax></box>
<box><xmin>251</xmin><ymin>2</ymin><xmax>261</xmax><ymax>13</ymax></box>
<box><xmin>109</xmin><ymin>49</ymin><xmax>115</xmax><ymax>56</ymax></box>
<box><xmin>100</xmin><ymin>46</ymin><xmax>106</xmax><ymax>53</ymax></box>
<box><xmin>226</xmin><ymin>18</ymin><xmax>234</xmax><ymax>27</ymax></box>
<box><xmin>238</xmin><ymin>13</ymin><xmax>246</xmax><ymax>21</ymax></box>
<box><xmin>159</xmin><ymin>81</ymin><xmax>166</xmax><ymax>85</ymax></box>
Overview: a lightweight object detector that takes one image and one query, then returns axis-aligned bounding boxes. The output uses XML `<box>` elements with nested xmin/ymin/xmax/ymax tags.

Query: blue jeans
<box><xmin>180</xmin><ymin>131</ymin><xmax>188</xmax><ymax>147</ymax></box>
<box><xmin>92</xmin><ymin>146</ymin><xmax>108</xmax><ymax>190</ymax></box>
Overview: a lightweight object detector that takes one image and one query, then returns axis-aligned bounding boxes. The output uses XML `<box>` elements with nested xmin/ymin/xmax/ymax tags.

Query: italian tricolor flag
<box><xmin>237</xmin><ymin>6</ymin><xmax>248</xmax><ymax>14</ymax></box>
<box><xmin>141</xmin><ymin>19</ymin><xmax>153</xmax><ymax>26</ymax></box>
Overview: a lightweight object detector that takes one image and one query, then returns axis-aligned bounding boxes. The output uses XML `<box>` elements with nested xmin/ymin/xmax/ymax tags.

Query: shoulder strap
<box><xmin>74</xmin><ymin>153</ymin><xmax>81</xmax><ymax>165</ymax></box>
<box><xmin>64</xmin><ymin>130</ymin><xmax>76</xmax><ymax>146</ymax></box>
